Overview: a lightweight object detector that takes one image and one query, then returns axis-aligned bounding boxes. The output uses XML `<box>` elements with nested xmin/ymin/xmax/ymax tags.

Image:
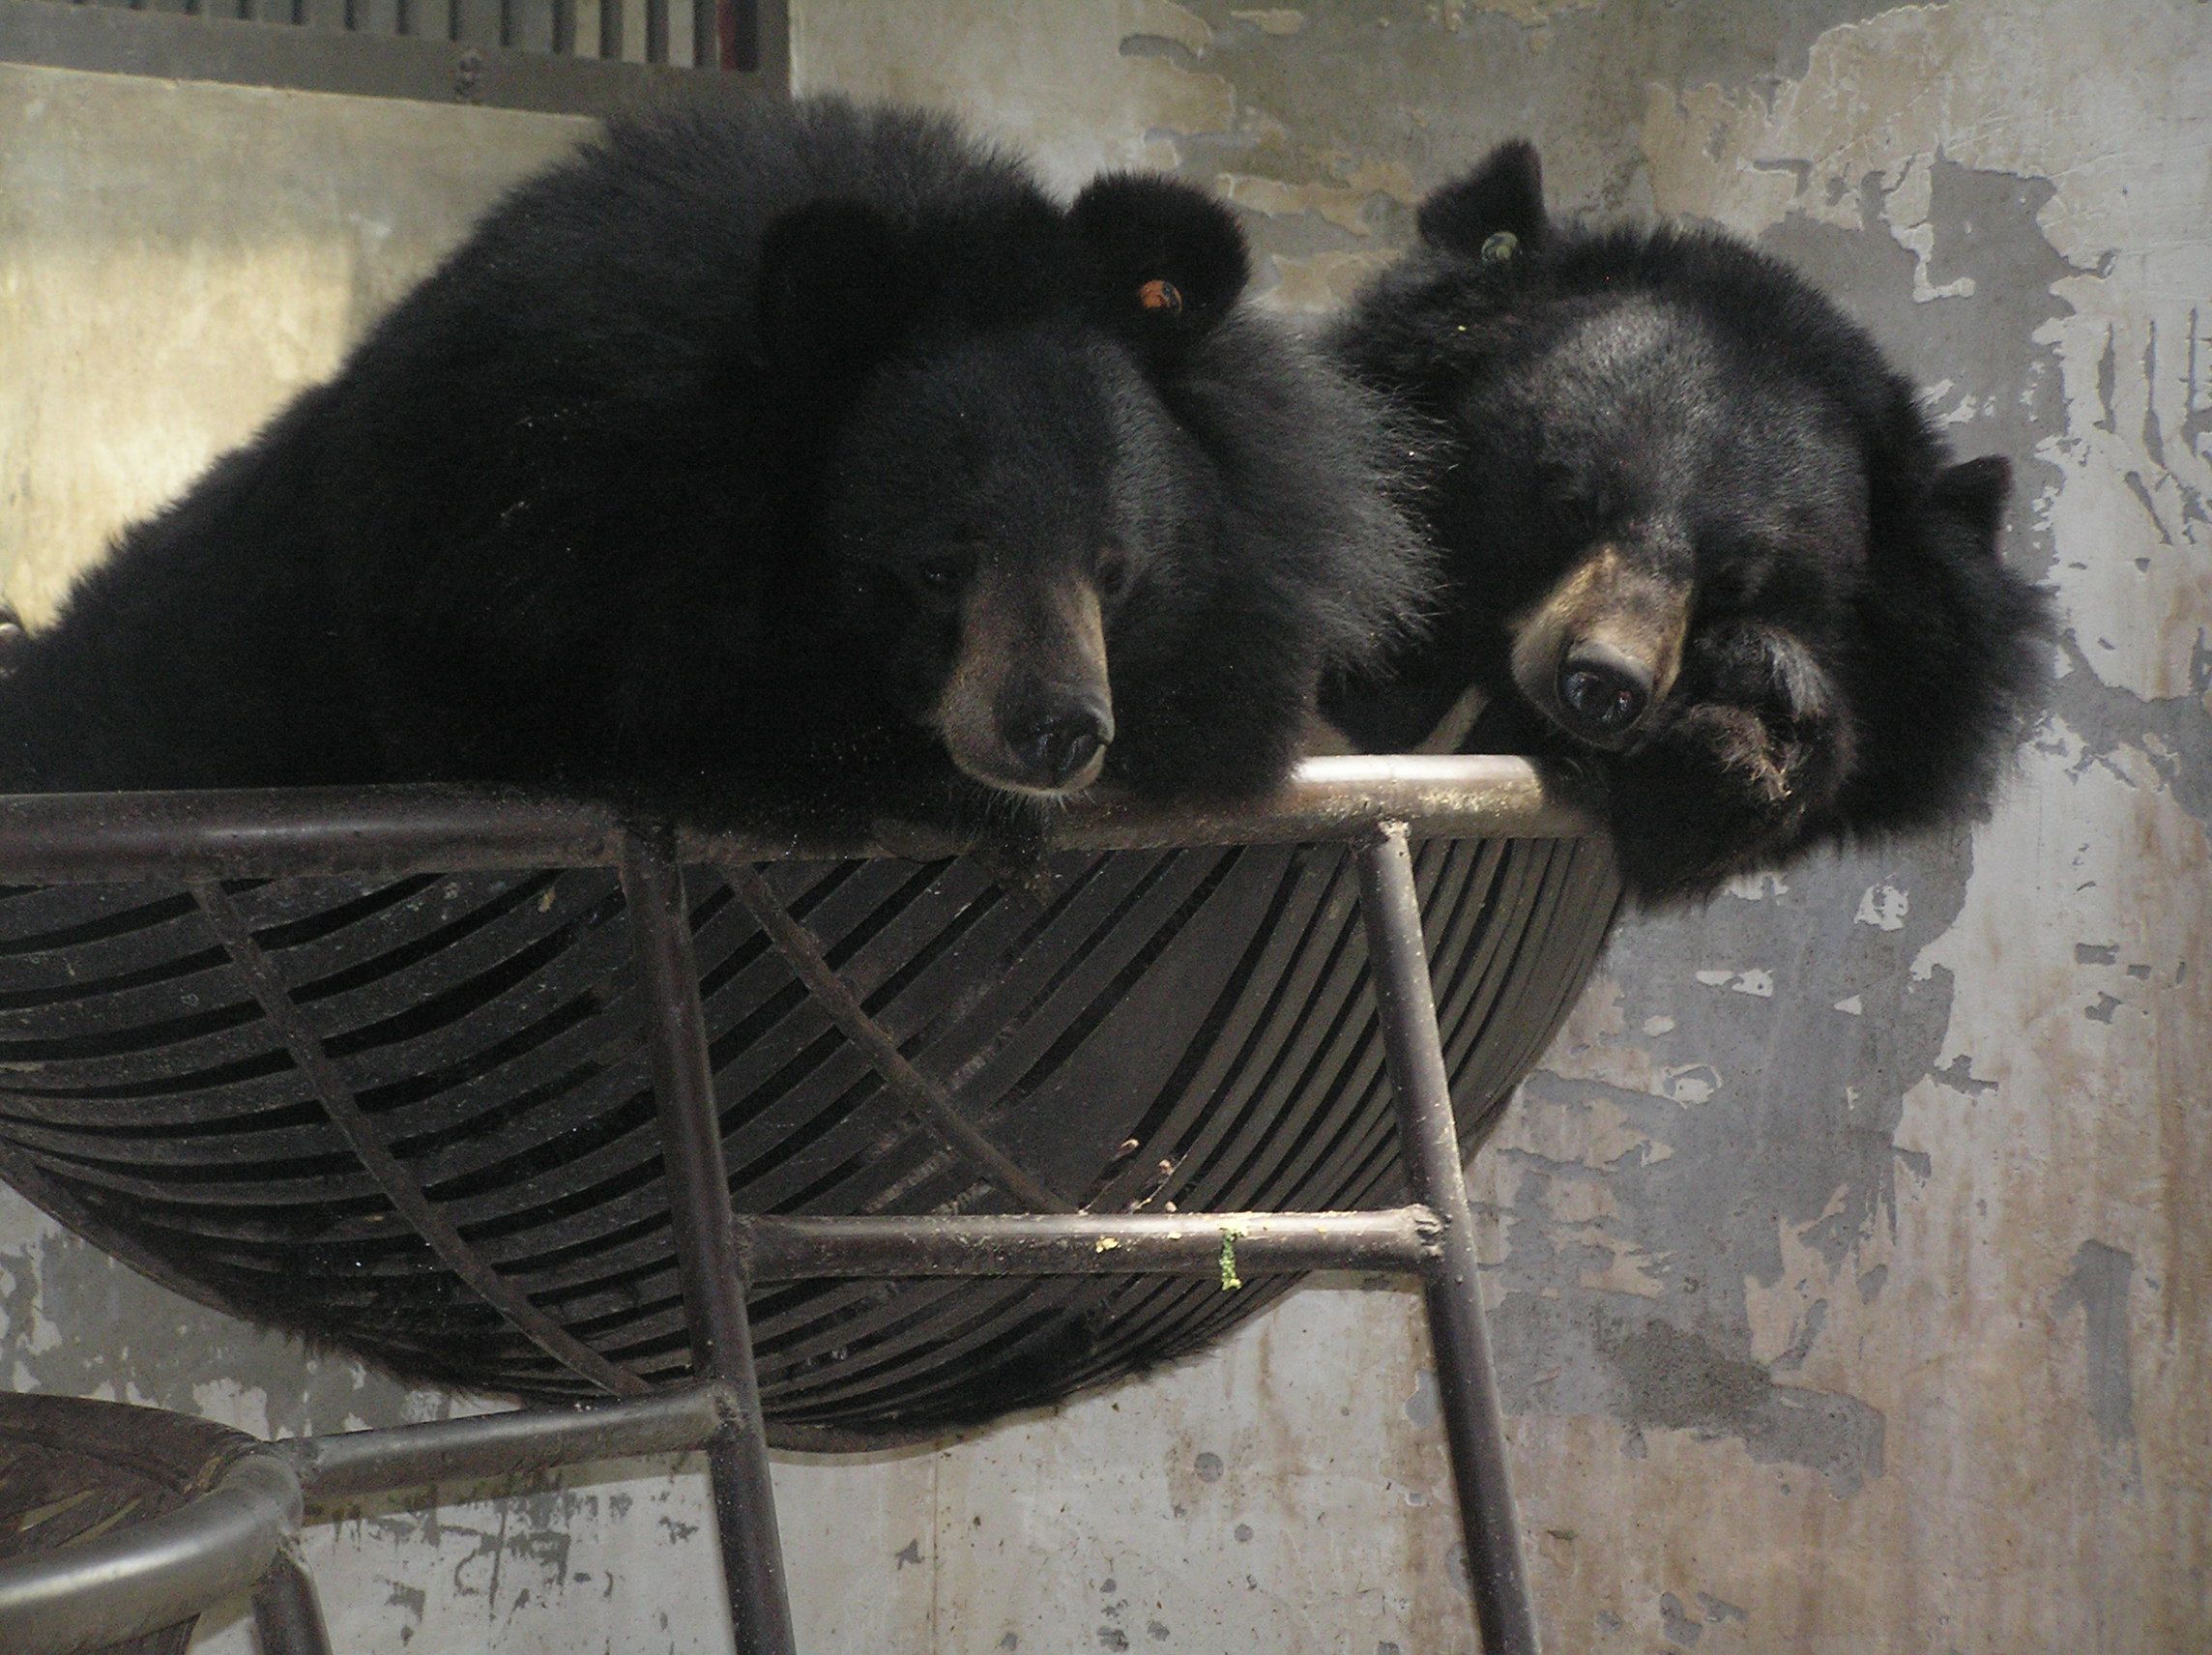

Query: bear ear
<box><xmin>1416</xmin><ymin>139</ymin><xmax>1549</xmax><ymax>261</ymax></box>
<box><xmin>1925</xmin><ymin>454</ymin><xmax>2012</xmax><ymax>547</ymax></box>
<box><xmin>757</xmin><ymin>198</ymin><xmax>925</xmax><ymax>379</ymax></box>
<box><xmin>1068</xmin><ymin>173</ymin><xmax>1250</xmax><ymax>360</ymax></box>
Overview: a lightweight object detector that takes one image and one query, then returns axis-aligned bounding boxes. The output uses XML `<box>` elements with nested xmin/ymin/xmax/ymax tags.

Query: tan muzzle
<box><xmin>1507</xmin><ymin>542</ymin><xmax>1690</xmax><ymax>747</ymax></box>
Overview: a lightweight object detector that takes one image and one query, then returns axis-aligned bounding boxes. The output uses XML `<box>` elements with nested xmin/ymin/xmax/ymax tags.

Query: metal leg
<box><xmin>249</xmin><ymin>1550</ymin><xmax>333</xmax><ymax>1655</ymax></box>
<box><xmin>1357</xmin><ymin>824</ymin><xmax>1542</xmax><ymax>1655</ymax></box>
<box><xmin>622</xmin><ymin>837</ymin><xmax>797</xmax><ymax>1655</ymax></box>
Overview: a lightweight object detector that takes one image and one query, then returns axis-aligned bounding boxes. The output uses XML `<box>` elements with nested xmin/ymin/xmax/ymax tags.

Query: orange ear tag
<box><xmin>1137</xmin><ymin>278</ymin><xmax>1183</xmax><ymax>313</ymax></box>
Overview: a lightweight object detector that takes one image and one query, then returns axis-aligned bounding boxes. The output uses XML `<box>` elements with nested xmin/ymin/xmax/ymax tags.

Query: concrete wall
<box><xmin>0</xmin><ymin>3</ymin><xmax>2204</xmax><ymax>1650</ymax></box>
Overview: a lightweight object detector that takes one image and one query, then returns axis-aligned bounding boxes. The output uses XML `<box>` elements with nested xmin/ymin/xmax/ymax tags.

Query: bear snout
<box><xmin>933</xmin><ymin>568</ymin><xmax>1115</xmax><ymax>798</ymax></box>
<box><xmin>1002</xmin><ymin>697</ymin><xmax>1115</xmax><ymax>793</ymax></box>
<box><xmin>941</xmin><ymin>682</ymin><xmax>1114</xmax><ymax>797</ymax></box>
<box><xmin>1557</xmin><ymin>638</ymin><xmax>1654</xmax><ymax>738</ymax></box>
<box><xmin>1507</xmin><ymin>540</ymin><xmax>1689</xmax><ymax>750</ymax></box>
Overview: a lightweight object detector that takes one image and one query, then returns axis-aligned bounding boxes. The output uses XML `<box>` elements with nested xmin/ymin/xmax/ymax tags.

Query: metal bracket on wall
<box><xmin>0</xmin><ymin>0</ymin><xmax>788</xmax><ymax>116</ymax></box>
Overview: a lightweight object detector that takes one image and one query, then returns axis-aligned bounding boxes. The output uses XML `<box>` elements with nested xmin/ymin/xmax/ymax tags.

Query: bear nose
<box><xmin>1556</xmin><ymin>641</ymin><xmax>1654</xmax><ymax>740</ymax></box>
<box><xmin>1010</xmin><ymin>704</ymin><xmax>1114</xmax><ymax>790</ymax></box>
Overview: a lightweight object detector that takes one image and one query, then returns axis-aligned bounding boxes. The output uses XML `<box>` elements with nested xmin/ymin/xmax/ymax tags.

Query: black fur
<box><xmin>0</xmin><ymin>100</ymin><xmax>1429</xmax><ymax>841</ymax></box>
<box><xmin>1325</xmin><ymin>140</ymin><xmax>2052</xmax><ymax>900</ymax></box>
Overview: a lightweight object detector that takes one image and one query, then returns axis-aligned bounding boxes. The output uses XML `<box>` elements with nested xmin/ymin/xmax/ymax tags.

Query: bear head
<box><xmin>1324</xmin><ymin>139</ymin><xmax>2051</xmax><ymax>898</ymax></box>
<box><xmin>754</xmin><ymin>156</ymin><xmax>1430</xmax><ymax>824</ymax></box>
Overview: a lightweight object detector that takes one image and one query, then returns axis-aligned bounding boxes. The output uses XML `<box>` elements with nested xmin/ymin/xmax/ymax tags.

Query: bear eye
<box><xmin>1138</xmin><ymin>278</ymin><xmax>1183</xmax><ymax>314</ymax></box>
<box><xmin>1096</xmin><ymin>546</ymin><xmax>1132</xmax><ymax>598</ymax></box>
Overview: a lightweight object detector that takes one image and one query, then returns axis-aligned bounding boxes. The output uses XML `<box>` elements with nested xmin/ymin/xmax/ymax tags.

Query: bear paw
<box><xmin>1607</xmin><ymin>625</ymin><xmax>1852</xmax><ymax>898</ymax></box>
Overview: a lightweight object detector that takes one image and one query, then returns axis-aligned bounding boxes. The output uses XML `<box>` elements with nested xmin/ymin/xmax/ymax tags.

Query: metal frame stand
<box><xmin>622</xmin><ymin>838</ymin><xmax>797</xmax><ymax>1655</ymax></box>
<box><xmin>1359</xmin><ymin>824</ymin><xmax>1539</xmax><ymax>1655</ymax></box>
<box><xmin>0</xmin><ymin>757</ymin><xmax>1586</xmax><ymax>1655</ymax></box>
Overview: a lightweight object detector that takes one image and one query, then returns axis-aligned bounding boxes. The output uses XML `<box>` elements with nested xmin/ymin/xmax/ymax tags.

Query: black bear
<box><xmin>0</xmin><ymin>100</ymin><xmax>1428</xmax><ymax>842</ymax></box>
<box><xmin>1323</xmin><ymin>141</ymin><xmax>2051</xmax><ymax>899</ymax></box>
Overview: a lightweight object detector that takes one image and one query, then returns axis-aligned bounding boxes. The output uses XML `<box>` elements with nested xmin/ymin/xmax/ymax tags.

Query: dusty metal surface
<box><xmin>738</xmin><ymin>1207</ymin><xmax>1442</xmax><ymax>1279</ymax></box>
<box><xmin>0</xmin><ymin>3</ymin><xmax>2205</xmax><ymax>1650</ymax></box>
<box><xmin>0</xmin><ymin>754</ymin><xmax>1593</xmax><ymax>883</ymax></box>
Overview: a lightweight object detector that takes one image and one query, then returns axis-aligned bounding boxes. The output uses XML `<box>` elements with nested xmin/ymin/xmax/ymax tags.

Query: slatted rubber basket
<box><xmin>0</xmin><ymin>758</ymin><xmax>1616</xmax><ymax>1446</ymax></box>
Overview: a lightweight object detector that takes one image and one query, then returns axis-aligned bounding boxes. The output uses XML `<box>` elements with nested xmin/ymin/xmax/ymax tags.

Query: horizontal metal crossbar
<box><xmin>283</xmin><ymin>1382</ymin><xmax>735</xmax><ymax>1504</ymax></box>
<box><xmin>0</xmin><ymin>754</ymin><xmax>1596</xmax><ymax>883</ymax></box>
<box><xmin>740</xmin><ymin>1206</ymin><xmax>1444</xmax><ymax>1279</ymax></box>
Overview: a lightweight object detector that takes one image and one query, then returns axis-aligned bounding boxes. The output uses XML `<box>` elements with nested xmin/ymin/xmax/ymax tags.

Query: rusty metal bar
<box><xmin>620</xmin><ymin>835</ymin><xmax>795</xmax><ymax>1655</ymax></box>
<box><xmin>0</xmin><ymin>756</ymin><xmax>1596</xmax><ymax>884</ymax></box>
<box><xmin>742</xmin><ymin>1206</ymin><xmax>1441</xmax><ymax>1280</ymax></box>
<box><xmin>282</xmin><ymin>1380</ymin><xmax>731</xmax><ymax>1502</ymax></box>
<box><xmin>0</xmin><ymin>784</ymin><xmax>624</xmax><ymax>884</ymax></box>
<box><xmin>1356</xmin><ymin>822</ymin><xmax>1542</xmax><ymax>1655</ymax></box>
<box><xmin>1052</xmin><ymin>754</ymin><xmax>1594</xmax><ymax>855</ymax></box>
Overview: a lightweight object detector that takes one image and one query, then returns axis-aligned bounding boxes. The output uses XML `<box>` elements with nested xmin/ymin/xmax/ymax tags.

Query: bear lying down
<box><xmin>1324</xmin><ymin>141</ymin><xmax>2052</xmax><ymax>900</ymax></box>
<box><xmin>0</xmin><ymin>100</ymin><xmax>1429</xmax><ymax>842</ymax></box>
<box><xmin>1</xmin><ymin>111</ymin><xmax>2044</xmax><ymax>900</ymax></box>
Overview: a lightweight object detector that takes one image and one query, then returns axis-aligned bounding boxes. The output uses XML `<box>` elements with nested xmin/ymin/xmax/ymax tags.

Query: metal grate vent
<box><xmin>0</xmin><ymin>0</ymin><xmax>785</xmax><ymax>113</ymax></box>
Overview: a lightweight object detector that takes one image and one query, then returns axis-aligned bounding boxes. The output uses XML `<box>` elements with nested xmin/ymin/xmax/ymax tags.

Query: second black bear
<box><xmin>1324</xmin><ymin>141</ymin><xmax>2051</xmax><ymax>899</ymax></box>
<box><xmin>0</xmin><ymin>100</ymin><xmax>1429</xmax><ymax>840</ymax></box>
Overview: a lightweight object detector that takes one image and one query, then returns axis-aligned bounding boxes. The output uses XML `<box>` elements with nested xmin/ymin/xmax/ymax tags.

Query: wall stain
<box><xmin>1603</xmin><ymin>1316</ymin><xmax>1883</xmax><ymax>1497</ymax></box>
<box><xmin>2052</xmin><ymin>1239</ymin><xmax>2137</xmax><ymax>1446</ymax></box>
<box><xmin>1659</xmin><ymin>1589</ymin><xmax>1703</xmax><ymax>1646</ymax></box>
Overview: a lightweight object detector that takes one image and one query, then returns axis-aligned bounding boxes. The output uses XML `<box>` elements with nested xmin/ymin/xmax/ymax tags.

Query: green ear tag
<box><xmin>1479</xmin><ymin>229</ymin><xmax>1520</xmax><ymax>266</ymax></box>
